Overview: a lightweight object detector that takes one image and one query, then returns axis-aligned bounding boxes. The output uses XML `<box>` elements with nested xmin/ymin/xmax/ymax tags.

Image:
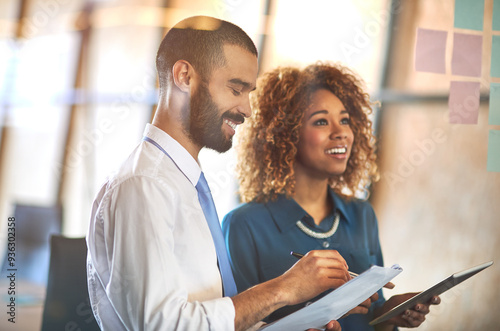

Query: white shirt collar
<box><xmin>143</xmin><ymin>123</ymin><xmax>201</xmax><ymax>186</ymax></box>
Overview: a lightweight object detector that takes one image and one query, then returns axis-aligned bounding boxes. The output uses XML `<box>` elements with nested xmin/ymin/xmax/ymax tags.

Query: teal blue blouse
<box><xmin>222</xmin><ymin>189</ymin><xmax>385</xmax><ymax>330</ymax></box>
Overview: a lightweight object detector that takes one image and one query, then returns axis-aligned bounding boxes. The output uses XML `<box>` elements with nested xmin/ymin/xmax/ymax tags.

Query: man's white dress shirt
<box><xmin>86</xmin><ymin>124</ymin><xmax>235</xmax><ymax>330</ymax></box>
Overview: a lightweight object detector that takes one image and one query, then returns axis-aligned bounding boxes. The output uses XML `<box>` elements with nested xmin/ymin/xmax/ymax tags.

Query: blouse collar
<box><xmin>264</xmin><ymin>188</ymin><xmax>352</xmax><ymax>233</ymax></box>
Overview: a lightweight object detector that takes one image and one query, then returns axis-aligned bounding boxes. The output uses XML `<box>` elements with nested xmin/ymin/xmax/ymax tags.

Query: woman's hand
<box><xmin>374</xmin><ymin>293</ymin><xmax>440</xmax><ymax>330</ymax></box>
<box><xmin>306</xmin><ymin>319</ymin><xmax>341</xmax><ymax>331</ymax></box>
<box><xmin>343</xmin><ymin>292</ymin><xmax>379</xmax><ymax>317</ymax></box>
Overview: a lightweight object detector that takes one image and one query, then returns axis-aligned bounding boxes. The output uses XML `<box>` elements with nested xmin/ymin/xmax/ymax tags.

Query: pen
<box><xmin>290</xmin><ymin>251</ymin><xmax>395</xmax><ymax>289</ymax></box>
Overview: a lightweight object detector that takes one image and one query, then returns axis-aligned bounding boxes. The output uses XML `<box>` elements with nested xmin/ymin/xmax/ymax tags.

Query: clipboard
<box><xmin>260</xmin><ymin>264</ymin><xmax>403</xmax><ymax>331</ymax></box>
<box><xmin>369</xmin><ymin>261</ymin><xmax>493</xmax><ymax>326</ymax></box>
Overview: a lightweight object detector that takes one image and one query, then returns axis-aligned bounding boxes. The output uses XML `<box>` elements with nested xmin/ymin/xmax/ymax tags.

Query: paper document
<box><xmin>260</xmin><ymin>264</ymin><xmax>402</xmax><ymax>331</ymax></box>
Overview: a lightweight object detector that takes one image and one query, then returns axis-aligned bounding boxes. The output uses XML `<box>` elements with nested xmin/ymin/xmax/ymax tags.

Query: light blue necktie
<box><xmin>196</xmin><ymin>172</ymin><xmax>237</xmax><ymax>297</ymax></box>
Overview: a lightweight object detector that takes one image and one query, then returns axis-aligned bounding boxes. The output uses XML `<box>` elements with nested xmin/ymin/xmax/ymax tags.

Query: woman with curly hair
<box><xmin>222</xmin><ymin>63</ymin><xmax>439</xmax><ymax>330</ymax></box>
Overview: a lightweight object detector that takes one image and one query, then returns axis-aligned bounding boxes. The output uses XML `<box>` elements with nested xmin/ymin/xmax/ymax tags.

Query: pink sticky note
<box><xmin>449</xmin><ymin>81</ymin><xmax>480</xmax><ymax>124</ymax></box>
<box><xmin>451</xmin><ymin>33</ymin><xmax>483</xmax><ymax>77</ymax></box>
<box><xmin>414</xmin><ymin>28</ymin><xmax>447</xmax><ymax>73</ymax></box>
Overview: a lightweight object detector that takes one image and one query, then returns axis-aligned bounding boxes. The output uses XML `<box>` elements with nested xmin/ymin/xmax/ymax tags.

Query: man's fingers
<box><xmin>321</xmin><ymin>274</ymin><xmax>348</xmax><ymax>289</ymax></box>
<box><xmin>300</xmin><ymin>252</ymin><xmax>350</xmax><ymax>284</ymax></box>
<box><xmin>305</xmin><ymin>250</ymin><xmax>348</xmax><ymax>270</ymax></box>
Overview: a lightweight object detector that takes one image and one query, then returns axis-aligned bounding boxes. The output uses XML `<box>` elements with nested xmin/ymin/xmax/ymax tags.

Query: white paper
<box><xmin>260</xmin><ymin>264</ymin><xmax>402</xmax><ymax>331</ymax></box>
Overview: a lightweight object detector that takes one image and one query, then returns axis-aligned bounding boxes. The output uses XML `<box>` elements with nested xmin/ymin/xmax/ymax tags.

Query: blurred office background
<box><xmin>0</xmin><ymin>0</ymin><xmax>498</xmax><ymax>330</ymax></box>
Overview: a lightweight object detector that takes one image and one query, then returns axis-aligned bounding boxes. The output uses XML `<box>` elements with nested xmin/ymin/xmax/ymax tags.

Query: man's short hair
<box><xmin>156</xmin><ymin>16</ymin><xmax>257</xmax><ymax>89</ymax></box>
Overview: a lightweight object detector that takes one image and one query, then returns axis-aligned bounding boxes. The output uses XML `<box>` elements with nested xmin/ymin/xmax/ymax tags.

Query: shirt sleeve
<box><xmin>89</xmin><ymin>176</ymin><xmax>235</xmax><ymax>331</ymax></box>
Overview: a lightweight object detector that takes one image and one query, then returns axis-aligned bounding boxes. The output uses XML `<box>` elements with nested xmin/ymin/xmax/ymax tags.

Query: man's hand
<box><xmin>374</xmin><ymin>293</ymin><xmax>441</xmax><ymax>330</ymax></box>
<box><xmin>283</xmin><ymin>250</ymin><xmax>348</xmax><ymax>331</ymax></box>
<box><xmin>232</xmin><ymin>250</ymin><xmax>349</xmax><ymax>331</ymax></box>
<box><xmin>277</xmin><ymin>250</ymin><xmax>350</xmax><ymax>306</ymax></box>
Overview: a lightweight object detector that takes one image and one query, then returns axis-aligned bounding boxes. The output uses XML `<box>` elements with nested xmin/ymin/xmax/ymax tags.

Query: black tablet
<box><xmin>369</xmin><ymin>261</ymin><xmax>493</xmax><ymax>325</ymax></box>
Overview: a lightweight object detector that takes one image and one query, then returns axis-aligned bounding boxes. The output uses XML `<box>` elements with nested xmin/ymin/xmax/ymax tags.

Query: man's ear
<box><xmin>172</xmin><ymin>60</ymin><xmax>193</xmax><ymax>93</ymax></box>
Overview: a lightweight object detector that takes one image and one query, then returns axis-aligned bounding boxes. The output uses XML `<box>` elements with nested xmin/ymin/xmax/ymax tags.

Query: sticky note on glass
<box><xmin>449</xmin><ymin>81</ymin><xmax>480</xmax><ymax>124</ymax></box>
<box><xmin>454</xmin><ymin>0</ymin><xmax>484</xmax><ymax>31</ymax></box>
<box><xmin>414</xmin><ymin>28</ymin><xmax>447</xmax><ymax>74</ymax></box>
<box><xmin>490</xmin><ymin>83</ymin><xmax>500</xmax><ymax>125</ymax></box>
<box><xmin>493</xmin><ymin>0</ymin><xmax>500</xmax><ymax>31</ymax></box>
<box><xmin>487</xmin><ymin>130</ymin><xmax>500</xmax><ymax>172</ymax></box>
<box><xmin>491</xmin><ymin>36</ymin><xmax>500</xmax><ymax>78</ymax></box>
<box><xmin>451</xmin><ymin>33</ymin><xmax>482</xmax><ymax>77</ymax></box>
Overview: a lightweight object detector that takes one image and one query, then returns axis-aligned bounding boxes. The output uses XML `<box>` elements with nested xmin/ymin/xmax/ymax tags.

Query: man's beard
<box><xmin>184</xmin><ymin>82</ymin><xmax>243</xmax><ymax>153</ymax></box>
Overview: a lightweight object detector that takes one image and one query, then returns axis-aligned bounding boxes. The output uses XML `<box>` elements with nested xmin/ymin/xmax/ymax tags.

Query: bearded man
<box><xmin>86</xmin><ymin>16</ymin><xmax>347</xmax><ymax>331</ymax></box>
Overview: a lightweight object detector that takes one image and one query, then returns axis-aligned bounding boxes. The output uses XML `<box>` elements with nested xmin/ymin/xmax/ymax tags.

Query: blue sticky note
<box><xmin>487</xmin><ymin>130</ymin><xmax>500</xmax><ymax>172</ymax></box>
<box><xmin>492</xmin><ymin>36</ymin><xmax>500</xmax><ymax>78</ymax></box>
<box><xmin>454</xmin><ymin>0</ymin><xmax>484</xmax><ymax>31</ymax></box>
<box><xmin>494</xmin><ymin>0</ymin><xmax>500</xmax><ymax>31</ymax></box>
<box><xmin>490</xmin><ymin>83</ymin><xmax>500</xmax><ymax>125</ymax></box>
